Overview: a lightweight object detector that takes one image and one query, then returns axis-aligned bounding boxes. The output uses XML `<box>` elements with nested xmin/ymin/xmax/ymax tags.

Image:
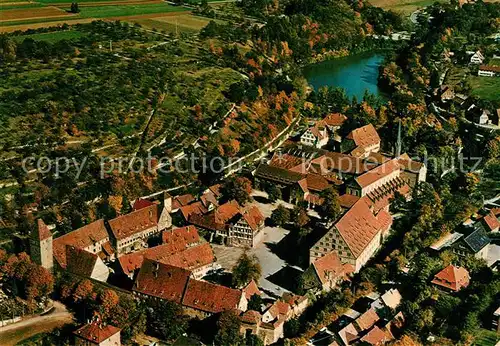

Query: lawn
<box><xmin>370</xmin><ymin>0</ymin><xmax>500</xmax><ymax>14</ymax></box>
<box><xmin>489</xmin><ymin>58</ymin><xmax>500</xmax><ymax>66</ymax></box>
<box><xmin>12</xmin><ymin>29</ymin><xmax>86</xmax><ymax>43</ymax></box>
<box><xmin>369</xmin><ymin>0</ymin><xmax>447</xmax><ymax>14</ymax></box>
<box><xmin>468</xmin><ymin>76</ymin><xmax>500</xmax><ymax>102</ymax></box>
<box><xmin>66</xmin><ymin>3</ymin><xmax>187</xmax><ymax>18</ymax></box>
<box><xmin>473</xmin><ymin>328</ymin><xmax>499</xmax><ymax>346</ymax></box>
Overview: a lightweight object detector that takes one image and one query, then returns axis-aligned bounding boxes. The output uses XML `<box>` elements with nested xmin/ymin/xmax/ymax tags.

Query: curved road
<box><xmin>0</xmin><ymin>301</ymin><xmax>73</xmax><ymax>346</ymax></box>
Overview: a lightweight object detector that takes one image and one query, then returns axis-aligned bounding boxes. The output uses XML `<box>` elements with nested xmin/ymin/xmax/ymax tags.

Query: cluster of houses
<box><xmin>468</xmin><ymin>50</ymin><xmax>500</xmax><ymax>77</ymax></box>
<box><xmin>308</xmin><ymin>288</ymin><xmax>405</xmax><ymax>346</ymax></box>
<box><xmin>430</xmin><ymin>207</ymin><xmax>500</xmax><ymax>268</ymax></box>
<box><xmin>434</xmin><ymin>82</ymin><xmax>500</xmax><ymax>127</ymax></box>
<box><xmin>256</xmin><ymin>116</ymin><xmax>426</xmax><ymax>273</ymax></box>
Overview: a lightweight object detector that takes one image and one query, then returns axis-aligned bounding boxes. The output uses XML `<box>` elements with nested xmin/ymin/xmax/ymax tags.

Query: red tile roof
<box><xmin>182</xmin><ymin>279</ymin><xmax>243</xmax><ymax>314</ymax></box>
<box><xmin>53</xmin><ymin>219</ymin><xmax>109</xmax><ymax>268</ymax></box>
<box><xmin>159</xmin><ymin>242</ymin><xmax>215</xmax><ymax>271</ymax></box>
<box><xmin>73</xmin><ymin>323</ymin><xmax>120</xmax><ymax>343</ymax></box>
<box><xmin>431</xmin><ymin>265</ymin><xmax>470</xmax><ymax>292</ymax></box>
<box><xmin>303</xmin><ymin>174</ymin><xmax>331</xmax><ymax>192</ymax></box>
<box><xmin>133</xmin><ymin>198</ymin><xmax>155</xmax><ymax>211</ymax></box>
<box><xmin>312</xmin><ymin>252</ymin><xmax>351</xmax><ymax>285</ymax></box>
<box><xmin>334</xmin><ymin>197</ymin><xmax>385</xmax><ymax>258</ymax></box>
<box><xmin>355</xmin><ymin>159</ymin><xmax>401</xmax><ymax>189</ymax></box>
<box><xmin>310</xmin><ymin>152</ymin><xmax>377</xmax><ymax>175</ymax></box>
<box><xmin>339</xmin><ymin>194</ymin><xmax>360</xmax><ymax>209</ymax></box>
<box><xmin>133</xmin><ymin>259</ymin><xmax>191</xmax><ymax>303</ymax></box>
<box><xmin>102</xmin><ymin>242</ymin><xmax>114</xmax><ymax>257</ymax></box>
<box><xmin>323</xmin><ymin>113</ymin><xmax>347</xmax><ymax>127</ymax></box>
<box><xmin>33</xmin><ymin>219</ymin><xmax>52</xmax><ymax>241</ymax></box>
<box><xmin>241</xmin><ymin>206</ymin><xmax>265</xmax><ymax>232</ymax></box>
<box><xmin>360</xmin><ymin>326</ymin><xmax>392</xmax><ymax>345</ymax></box>
<box><xmin>189</xmin><ymin>200</ymin><xmax>241</xmax><ymax>232</ymax></box>
<box><xmin>119</xmin><ymin>226</ymin><xmax>202</xmax><ymax>275</ymax></box>
<box><xmin>172</xmin><ymin>194</ymin><xmax>196</xmax><ymax>210</ymax></box>
<box><xmin>347</xmin><ymin>124</ymin><xmax>381</xmax><ymax>148</ymax></box>
<box><xmin>108</xmin><ymin>204</ymin><xmax>158</xmax><ymax>240</ymax></box>
<box><xmin>479</xmin><ymin>65</ymin><xmax>500</xmax><ymax>73</ymax></box>
<box><xmin>162</xmin><ymin>225</ymin><xmax>201</xmax><ymax>245</ymax></box>
<box><xmin>209</xmin><ymin>184</ymin><xmax>222</xmax><ymax>197</ymax></box>
<box><xmin>240</xmin><ymin>310</ymin><xmax>262</xmax><ymax>324</ymax></box>
<box><xmin>269</xmin><ymin>153</ymin><xmax>305</xmax><ymax>170</ymax></box>
<box><xmin>355</xmin><ymin>308</ymin><xmax>380</xmax><ymax>331</ymax></box>
<box><xmin>179</xmin><ymin>202</ymin><xmax>208</xmax><ymax>221</ymax></box>
<box><xmin>66</xmin><ymin>246</ymin><xmax>98</xmax><ymax>277</ymax></box>
<box><xmin>200</xmin><ymin>191</ymin><xmax>218</xmax><ymax>209</ymax></box>
<box><xmin>243</xmin><ymin>280</ymin><xmax>261</xmax><ymax>300</ymax></box>
<box><xmin>482</xmin><ymin>212</ymin><xmax>500</xmax><ymax>232</ymax></box>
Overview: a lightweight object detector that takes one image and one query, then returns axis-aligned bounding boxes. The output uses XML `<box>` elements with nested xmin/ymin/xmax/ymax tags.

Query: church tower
<box><xmin>30</xmin><ymin>219</ymin><xmax>53</xmax><ymax>271</ymax></box>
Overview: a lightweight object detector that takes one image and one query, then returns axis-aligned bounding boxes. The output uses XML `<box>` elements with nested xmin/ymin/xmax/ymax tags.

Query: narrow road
<box><xmin>0</xmin><ymin>301</ymin><xmax>73</xmax><ymax>346</ymax></box>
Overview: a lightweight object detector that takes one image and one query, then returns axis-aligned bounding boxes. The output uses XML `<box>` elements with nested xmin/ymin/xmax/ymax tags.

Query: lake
<box><xmin>303</xmin><ymin>54</ymin><xmax>385</xmax><ymax>100</ymax></box>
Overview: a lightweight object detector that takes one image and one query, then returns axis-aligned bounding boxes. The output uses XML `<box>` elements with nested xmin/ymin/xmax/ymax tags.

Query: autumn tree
<box><xmin>1</xmin><ymin>252</ymin><xmax>54</xmax><ymax>306</ymax></box>
<box><xmin>232</xmin><ymin>253</ymin><xmax>262</xmax><ymax>288</ymax></box>
<box><xmin>222</xmin><ymin>176</ymin><xmax>253</xmax><ymax>205</ymax></box>
<box><xmin>291</xmin><ymin>205</ymin><xmax>310</xmax><ymax>229</ymax></box>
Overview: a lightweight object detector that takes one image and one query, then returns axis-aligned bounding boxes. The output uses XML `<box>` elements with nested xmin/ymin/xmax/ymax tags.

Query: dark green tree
<box><xmin>318</xmin><ymin>187</ymin><xmax>341</xmax><ymax>220</ymax></box>
<box><xmin>232</xmin><ymin>253</ymin><xmax>262</xmax><ymax>288</ymax></box>
<box><xmin>215</xmin><ymin>310</ymin><xmax>244</xmax><ymax>346</ymax></box>
<box><xmin>270</xmin><ymin>204</ymin><xmax>290</xmax><ymax>227</ymax></box>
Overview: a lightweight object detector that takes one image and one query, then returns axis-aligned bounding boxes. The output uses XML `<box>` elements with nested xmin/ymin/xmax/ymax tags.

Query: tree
<box><xmin>232</xmin><ymin>253</ymin><xmax>262</xmax><ymax>288</ymax></box>
<box><xmin>70</xmin><ymin>2</ymin><xmax>80</xmax><ymax>13</ymax></box>
<box><xmin>247</xmin><ymin>294</ymin><xmax>263</xmax><ymax>311</ymax></box>
<box><xmin>290</xmin><ymin>205</ymin><xmax>309</xmax><ymax>228</ymax></box>
<box><xmin>267</xmin><ymin>184</ymin><xmax>282</xmax><ymax>202</ymax></box>
<box><xmin>222</xmin><ymin>176</ymin><xmax>252</xmax><ymax>205</ymax></box>
<box><xmin>284</xmin><ymin>318</ymin><xmax>301</xmax><ymax>338</ymax></box>
<box><xmin>98</xmin><ymin>289</ymin><xmax>119</xmax><ymax>321</ymax></box>
<box><xmin>215</xmin><ymin>310</ymin><xmax>243</xmax><ymax>346</ymax></box>
<box><xmin>147</xmin><ymin>299</ymin><xmax>187</xmax><ymax>341</ymax></box>
<box><xmin>318</xmin><ymin>187</ymin><xmax>341</xmax><ymax>220</ymax></box>
<box><xmin>246</xmin><ymin>334</ymin><xmax>264</xmax><ymax>346</ymax></box>
<box><xmin>270</xmin><ymin>204</ymin><xmax>290</xmax><ymax>227</ymax></box>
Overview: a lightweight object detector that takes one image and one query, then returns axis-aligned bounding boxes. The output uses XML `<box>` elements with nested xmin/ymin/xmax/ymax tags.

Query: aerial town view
<box><xmin>0</xmin><ymin>0</ymin><xmax>500</xmax><ymax>345</ymax></box>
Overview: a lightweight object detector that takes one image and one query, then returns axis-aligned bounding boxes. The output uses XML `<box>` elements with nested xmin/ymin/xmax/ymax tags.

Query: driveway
<box><xmin>0</xmin><ymin>301</ymin><xmax>73</xmax><ymax>346</ymax></box>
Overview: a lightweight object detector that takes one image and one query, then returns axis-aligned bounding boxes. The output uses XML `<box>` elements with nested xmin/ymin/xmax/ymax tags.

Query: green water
<box><xmin>304</xmin><ymin>54</ymin><xmax>385</xmax><ymax>100</ymax></box>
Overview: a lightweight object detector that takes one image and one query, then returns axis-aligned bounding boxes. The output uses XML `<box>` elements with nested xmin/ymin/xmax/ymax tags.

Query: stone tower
<box><xmin>30</xmin><ymin>219</ymin><xmax>53</xmax><ymax>271</ymax></box>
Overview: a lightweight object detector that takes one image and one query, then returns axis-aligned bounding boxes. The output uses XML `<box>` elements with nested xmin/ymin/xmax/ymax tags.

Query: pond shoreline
<box><xmin>303</xmin><ymin>51</ymin><xmax>388</xmax><ymax>100</ymax></box>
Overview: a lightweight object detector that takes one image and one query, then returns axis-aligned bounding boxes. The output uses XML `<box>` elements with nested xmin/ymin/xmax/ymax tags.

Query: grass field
<box><xmin>473</xmin><ymin>328</ymin><xmax>499</xmax><ymax>346</ymax></box>
<box><xmin>370</xmin><ymin>0</ymin><xmax>500</xmax><ymax>14</ymax></box>
<box><xmin>0</xmin><ymin>6</ymin><xmax>72</xmax><ymax>22</ymax></box>
<box><xmin>469</xmin><ymin>75</ymin><xmax>500</xmax><ymax>102</ymax></box>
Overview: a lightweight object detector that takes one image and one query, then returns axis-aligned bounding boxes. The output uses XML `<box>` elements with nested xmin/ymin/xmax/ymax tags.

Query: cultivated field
<box><xmin>0</xmin><ymin>6</ymin><xmax>73</xmax><ymax>22</ymax></box>
<box><xmin>130</xmin><ymin>14</ymin><xmax>223</xmax><ymax>33</ymax></box>
<box><xmin>0</xmin><ymin>0</ymin><xmax>203</xmax><ymax>32</ymax></box>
